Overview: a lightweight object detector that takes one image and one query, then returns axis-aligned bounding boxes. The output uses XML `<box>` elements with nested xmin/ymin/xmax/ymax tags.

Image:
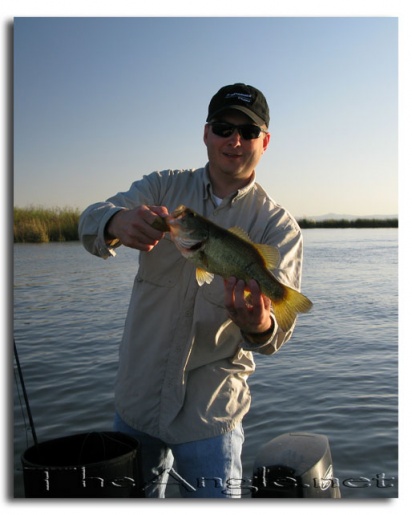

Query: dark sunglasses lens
<box><xmin>240</xmin><ymin>125</ymin><xmax>261</xmax><ymax>139</ymax></box>
<box><xmin>211</xmin><ymin>123</ymin><xmax>261</xmax><ymax>140</ymax></box>
<box><xmin>211</xmin><ymin>123</ymin><xmax>235</xmax><ymax>137</ymax></box>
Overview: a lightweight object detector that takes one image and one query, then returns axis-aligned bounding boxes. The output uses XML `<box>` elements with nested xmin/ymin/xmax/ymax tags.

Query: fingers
<box><xmin>149</xmin><ymin>205</ymin><xmax>169</xmax><ymax>218</ymax></box>
<box><xmin>224</xmin><ymin>277</ymin><xmax>260</xmax><ymax>313</ymax></box>
<box><xmin>106</xmin><ymin>205</ymin><xmax>169</xmax><ymax>252</ymax></box>
<box><xmin>224</xmin><ymin>277</ymin><xmax>272</xmax><ymax>334</ymax></box>
<box><xmin>132</xmin><ymin>205</ymin><xmax>169</xmax><ymax>250</ymax></box>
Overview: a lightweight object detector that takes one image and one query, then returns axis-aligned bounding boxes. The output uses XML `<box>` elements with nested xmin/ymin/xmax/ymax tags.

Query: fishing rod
<box><xmin>13</xmin><ymin>338</ymin><xmax>39</xmax><ymax>448</ymax></box>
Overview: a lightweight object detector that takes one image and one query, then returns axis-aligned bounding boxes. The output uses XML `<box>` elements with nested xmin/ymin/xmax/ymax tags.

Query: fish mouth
<box><xmin>168</xmin><ymin>216</ymin><xmax>203</xmax><ymax>252</ymax></box>
<box><xmin>167</xmin><ymin>205</ymin><xmax>192</xmax><ymax>233</ymax></box>
<box><xmin>167</xmin><ymin>207</ymin><xmax>189</xmax><ymax>231</ymax></box>
<box><xmin>168</xmin><ymin>205</ymin><xmax>206</xmax><ymax>252</ymax></box>
<box><xmin>170</xmin><ymin>204</ymin><xmax>188</xmax><ymax>220</ymax></box>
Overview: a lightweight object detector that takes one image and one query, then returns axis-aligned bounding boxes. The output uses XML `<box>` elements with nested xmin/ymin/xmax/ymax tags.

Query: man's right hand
<box><xmin>105</xmin><ymin>205</ymin><xmax>169</xmax><ymax>252</ymax></box>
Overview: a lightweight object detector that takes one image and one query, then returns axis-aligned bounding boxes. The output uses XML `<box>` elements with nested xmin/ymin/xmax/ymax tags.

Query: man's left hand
<box><xmin>224</xmin><ymin>277</ymin><xmax>273</xmax><ymax>335</ymax></box>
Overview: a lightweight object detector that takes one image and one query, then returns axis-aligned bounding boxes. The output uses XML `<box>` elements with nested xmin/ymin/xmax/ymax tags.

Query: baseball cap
<box><xmin>207</xmin><ymin>83</ymin><xmax>270</xmax><ymax>127</ymax></box>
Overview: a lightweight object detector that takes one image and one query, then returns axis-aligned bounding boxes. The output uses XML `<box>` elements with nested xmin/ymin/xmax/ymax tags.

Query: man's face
<box><xmin>203</xmin><ymin>110</ymin><xmax>270</xmax><ymax>183</ymax></box>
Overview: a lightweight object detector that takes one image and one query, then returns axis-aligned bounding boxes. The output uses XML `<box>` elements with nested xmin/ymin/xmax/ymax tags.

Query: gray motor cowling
<box><xmin>252</xmin><ymin>433</ymin><xmax>341</xmax><ymax>498</ymax></box>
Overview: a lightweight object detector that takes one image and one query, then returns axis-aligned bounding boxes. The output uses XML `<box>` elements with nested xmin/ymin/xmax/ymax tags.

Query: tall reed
<box><xmin>297</xmin><ymin>218</ymin><xmax>398</xmax><ymax>229</ymax></box>
<box><xmin>13</xmin><ymin>207</ymin><xmax>81</xmax><ymax>243</ymax></box>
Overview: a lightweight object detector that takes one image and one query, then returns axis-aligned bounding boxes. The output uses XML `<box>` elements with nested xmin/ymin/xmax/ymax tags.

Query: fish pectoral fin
<box><xmin>196</xmin><ymin>268</ymin><xmax>214</xmax><ymax>286</ymax></box>
<box><xmin>271</xmin><ymin>285</ymin><xmax>313</xmax><ymax>332</ymax></box>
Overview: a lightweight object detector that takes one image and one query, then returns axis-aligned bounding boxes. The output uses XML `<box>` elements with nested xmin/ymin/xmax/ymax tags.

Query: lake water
<box><xmin>13</xmin><ymin>229</ymin><xmax>398</xmax><ymax>499</ymax></box>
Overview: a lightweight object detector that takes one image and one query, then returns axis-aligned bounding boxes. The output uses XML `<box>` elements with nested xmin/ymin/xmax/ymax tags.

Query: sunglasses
<box><xmin>209</xmin><ymin>122</ymin><xmax>267</xmax><ymax>140</ymax></box>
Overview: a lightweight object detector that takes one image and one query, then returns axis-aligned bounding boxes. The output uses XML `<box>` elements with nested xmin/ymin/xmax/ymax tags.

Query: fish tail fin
<box><xmin>271</xmin><ymin>285</ymin><xmax>313</xmax><ymax>333</ymax></box>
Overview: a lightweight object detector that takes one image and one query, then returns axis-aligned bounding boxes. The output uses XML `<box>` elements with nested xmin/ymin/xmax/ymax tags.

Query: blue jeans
<box><xmin>113</xmin><ymin>412</ymin><xmax>244</xmax><ymax>498</ymax></box>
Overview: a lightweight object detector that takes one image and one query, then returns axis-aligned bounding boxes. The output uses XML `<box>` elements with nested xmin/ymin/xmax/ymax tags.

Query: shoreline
<box><xmin>297</xmin><ymin>217</ymin><xmax>398</xmax><ymax>229</ymax></box>
<box><xmin>13</xmin><ymin>207</ymin><xmax>398</xmax><ymax>243</ymax></box>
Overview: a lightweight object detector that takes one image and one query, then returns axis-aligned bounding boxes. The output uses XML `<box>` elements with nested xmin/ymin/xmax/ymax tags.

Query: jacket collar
<box><xmin>202</xmin><ymin>163</ymin><xmax>256</xmax><ymax>205</ymax></box>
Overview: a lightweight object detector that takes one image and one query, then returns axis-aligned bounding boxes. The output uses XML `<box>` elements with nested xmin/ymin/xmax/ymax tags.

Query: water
<box><xmin>13</xmin><ymin>229</ymin><xmax>398</xmax><ymax>498</ymax></box>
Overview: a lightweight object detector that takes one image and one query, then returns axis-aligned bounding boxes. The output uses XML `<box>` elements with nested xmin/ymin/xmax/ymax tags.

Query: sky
<box><xmin>12</xmin><ymin>16</ymin><xmax>399</xmax><ymax>218</ymax></box>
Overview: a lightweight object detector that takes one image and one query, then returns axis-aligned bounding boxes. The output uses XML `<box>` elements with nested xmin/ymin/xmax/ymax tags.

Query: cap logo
<box><xmin>224</xmin><ymin>92</ymin><xmax>252</xmax><ymax>104</ymax></box>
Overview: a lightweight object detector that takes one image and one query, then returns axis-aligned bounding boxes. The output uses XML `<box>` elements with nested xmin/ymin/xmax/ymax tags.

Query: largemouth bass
<box><xmin>152</xmin><ymin>205</ymin><xmax>312</xmax><ymax>332</ymax></box>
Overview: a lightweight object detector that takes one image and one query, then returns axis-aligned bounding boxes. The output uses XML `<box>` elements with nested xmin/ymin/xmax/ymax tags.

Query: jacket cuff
<box><xmin>96</xmin><ymin>207</ymin><xmax>125</xmax><ymax>258</ymax></box>
<box><xmin>240</xmin><ymin>314</ymin><xmax>277</xmax><ymax>351</ymax></box>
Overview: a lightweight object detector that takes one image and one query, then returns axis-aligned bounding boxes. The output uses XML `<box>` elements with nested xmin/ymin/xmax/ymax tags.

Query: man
<box><xmin>79</xmin><ymin>83</ymin><xmax>304</xmax><ymax>498</ymax></box>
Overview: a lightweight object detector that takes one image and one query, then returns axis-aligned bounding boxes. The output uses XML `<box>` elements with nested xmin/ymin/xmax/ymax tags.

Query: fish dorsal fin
<box><xmin>196</xmin><ymin>268</ymin><xmax>214</xmax><ymax>286</ymax></box>
<box><xmin>254</xmin><ymin>243</ymin><xmax>280</xmax><ymax>270</ymax></box>
<box><xmin>228</xmin><ymin>226</ymin><xmax>253</xmax><ymax>242</ymax></box>
<box><xmin>228</xmin><ymin>227</ymin><xmax>280</xmax><ymax>270</ymax></box>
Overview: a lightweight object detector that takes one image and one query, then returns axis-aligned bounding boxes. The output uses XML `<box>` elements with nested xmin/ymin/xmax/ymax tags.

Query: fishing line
<box><xmin>13</xmin><ymin>365</ymin><xmax>30</xmax><ymax>449</ymax></box>
<box><xmin>13</xmin><ymin>338</ymin><xmax>39</xmax><ymax>448</ymax></box>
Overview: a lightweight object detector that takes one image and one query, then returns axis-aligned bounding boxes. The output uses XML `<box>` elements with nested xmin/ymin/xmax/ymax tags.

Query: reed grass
<box><xmin>13</xmin><ymin>206</ymin><xmax>398</xmax><ymax>243</ymax></box>
<box><xmin>13</xmin><ymin>207</ymin><xmax>81</xmax><ymax>243</ymax></box>
<box><xmin>297</xmin><ymin>217</ymin><xmax>398</xmax><ymax>229</ymax></box>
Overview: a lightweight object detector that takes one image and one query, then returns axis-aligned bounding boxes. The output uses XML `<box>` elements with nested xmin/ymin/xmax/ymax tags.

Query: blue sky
<box><xmin>13</xmin><ymin>16</ymin><xmax>398</xmax><ymax>218</ymax></box>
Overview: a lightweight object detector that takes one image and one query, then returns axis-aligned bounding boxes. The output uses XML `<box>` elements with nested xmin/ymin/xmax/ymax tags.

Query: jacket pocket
<box><xmin>137</xmin><ymin>234</ymin><xmax>185</xmax><ymax>287</ymax></box>
<box><xmin>201</xmin><ymin>275</ymin><xmax>226</xmax><ymax>310</ymax></box>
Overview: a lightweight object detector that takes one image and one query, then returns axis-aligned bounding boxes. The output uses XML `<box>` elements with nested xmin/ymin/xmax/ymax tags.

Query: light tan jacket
<box><xmin>78</xmin><ymin>166</ymin><xmax>304</xmax><ymax>443</ymax></box>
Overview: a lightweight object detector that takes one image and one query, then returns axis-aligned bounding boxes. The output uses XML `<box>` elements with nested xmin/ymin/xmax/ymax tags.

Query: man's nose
<box><xmin>227</xmin><ymin>129</ymin><xmax>242</xmax><ymax>144</ymax></box>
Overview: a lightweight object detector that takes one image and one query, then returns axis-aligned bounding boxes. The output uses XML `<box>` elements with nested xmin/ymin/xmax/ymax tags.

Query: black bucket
<box><xmin>21</xmin><ymin>431</ymin><xmax>144</xmax><ymax>498</ymax></box>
